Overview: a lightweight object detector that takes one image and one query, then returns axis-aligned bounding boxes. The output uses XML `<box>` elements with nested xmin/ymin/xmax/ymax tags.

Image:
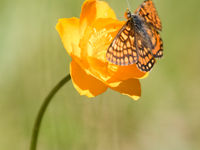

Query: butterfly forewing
<box><xmin>135</xmin><ymin>0</ymin><xmax>162</xmax><ymax>30</ymax></box>
<box><xmin>106</xmin><ymin>21</ymin><xmax>138</xmax><ymax>65</ymax></box>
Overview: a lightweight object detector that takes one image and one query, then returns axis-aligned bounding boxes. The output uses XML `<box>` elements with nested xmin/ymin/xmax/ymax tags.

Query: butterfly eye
<box><xmin>127</xmin><ymin>13</ymin><xmax>131</xmax><ymax>18</ymax></box>
<box><xmin>124</xmin><ymin>9</ymin><xmax>131</xmax><ymax>19</ymax></box>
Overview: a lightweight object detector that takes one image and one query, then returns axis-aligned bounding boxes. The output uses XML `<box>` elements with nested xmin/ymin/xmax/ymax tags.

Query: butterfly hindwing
<box><xmin>135</xmin><ymin>30</ymin><xmax>155</xmax><ymax>72</ymax></box>
<box><xmin>145</xmin><ymin>26</ymin><xmax>163</xmax><ymax>58</ymax></box>
<box><xmin>106</xmin><ymin>20</ymin><xmax>138</xmax><ymax>65</ymax></box>
<box><xmin>135</xmin><ymin>0</ymin><xmax>162</xmax><ymax>31</ymax></box>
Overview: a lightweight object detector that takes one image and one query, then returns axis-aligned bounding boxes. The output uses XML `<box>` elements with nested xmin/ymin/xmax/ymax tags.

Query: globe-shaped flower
<box><xmin>56</xmin><ymin>0</ymin><xmax>148</xmax><ymax>100</ymax></box>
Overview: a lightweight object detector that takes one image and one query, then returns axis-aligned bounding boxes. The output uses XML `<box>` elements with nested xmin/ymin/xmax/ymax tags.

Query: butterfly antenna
<box><xmin>126</xmin><ymin>0</ymin><xmax>131</xmax><ymax>10</ymax></box>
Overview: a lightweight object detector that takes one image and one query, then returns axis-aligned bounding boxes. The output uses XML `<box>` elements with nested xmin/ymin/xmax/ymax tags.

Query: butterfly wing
<box><xmin>106</xmin><ymin>20</ymin><xmax>138</xmax><ymax>65</ymax></box>
<box><xmin>135</xmin><ymin>28</ymin><xmax>156</xmax><ymax>72</ymax></box>
<box><xmin>135</xmin><ymin>0</ymin><xmax>162</xmax><ymax>31</ymax></box>
<box><xmin>145</xmin><ymin>26</ymin><xmax>163</xmax><ymax>58</ymax></box>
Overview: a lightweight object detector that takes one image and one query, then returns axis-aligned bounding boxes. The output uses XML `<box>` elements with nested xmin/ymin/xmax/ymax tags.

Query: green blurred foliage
<box><xmin>0</xmin><ymin>0</ymin><xmax>200</xmax><ymax>149</ymax></box>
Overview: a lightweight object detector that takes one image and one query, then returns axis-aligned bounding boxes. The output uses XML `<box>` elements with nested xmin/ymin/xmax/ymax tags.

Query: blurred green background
<box><xmin>1</xmin><ymin>0</ymin><xmax>200</xmax><ymax>149</ymax></box>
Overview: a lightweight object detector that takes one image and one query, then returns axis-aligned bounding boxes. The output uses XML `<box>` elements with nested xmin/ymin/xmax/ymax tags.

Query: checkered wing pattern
<box><xmin>135</xmin><ymin>0</ymin><xmax>162</xmax><ymax>31</ymax></box>
<box><xmin>135</xmin><ymin>30</ymin><xmax>156</xmax><ymax>72</ymax></box>
<box><xmin>106</xmin><ymin>21</ymin><xmax>138</xmax><ymax>65</ymax></box>
<box><xmin>145</xmin><ymin>26</ymin><xmax>163</xmax><ymax>58</ymax></box>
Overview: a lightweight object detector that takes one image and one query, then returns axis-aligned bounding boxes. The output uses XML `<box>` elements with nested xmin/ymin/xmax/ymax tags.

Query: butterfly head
<box><xmin>124</xmin><ymin>8</ymin><xmax>132</xmax><ymax>20</ymax></box>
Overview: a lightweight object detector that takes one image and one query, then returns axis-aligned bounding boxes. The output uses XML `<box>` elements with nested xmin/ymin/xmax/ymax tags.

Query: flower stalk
<box><xmin>30</xmin><ymin>74</ymin><xmax>71</xmax><ymax>150</ymax></box>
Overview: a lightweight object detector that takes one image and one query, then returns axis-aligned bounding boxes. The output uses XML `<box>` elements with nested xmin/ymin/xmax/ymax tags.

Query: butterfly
<box><xmin>106</xmin><ymin>0</ymin><xmax>163</xmax><ymax>72</ymax></box>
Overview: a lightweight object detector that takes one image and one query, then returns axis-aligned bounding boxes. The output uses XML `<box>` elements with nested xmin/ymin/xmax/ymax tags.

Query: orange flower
<box><xmin>56</xmin><ymin>0</ymin><xmax>148</xmax><ymax>100</ymax></box>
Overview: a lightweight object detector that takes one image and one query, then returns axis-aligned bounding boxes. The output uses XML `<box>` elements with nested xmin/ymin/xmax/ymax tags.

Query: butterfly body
<box><xmin>106</xmin><ymin>0</ymin><xmax>163</xmax><ymax>72</ymax></box>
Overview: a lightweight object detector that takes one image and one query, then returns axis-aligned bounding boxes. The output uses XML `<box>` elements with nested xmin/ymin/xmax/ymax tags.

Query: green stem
<box><xmin>30</xmin><ymin>74</ymin><xmax>71</xmax><ymax>150</ymax></box>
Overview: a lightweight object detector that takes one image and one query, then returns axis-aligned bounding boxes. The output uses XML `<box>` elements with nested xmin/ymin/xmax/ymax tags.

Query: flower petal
<box><xmin>70</xmin><ymin>60</ymin><xmax>108</xmax><ymax>97</ymax></box>
<box><xmin>106</xmin><ymin>65</ymin><xmax>149</xmax><ymax>84</ymax></box>
<box><xmin>109</xmin><ymin>79</ymin><xmax>141</xmax><ymax>100</ymax></box>
<box><xmin>80</xmin><ymin>0</ymin><xmax>116</xmax><ymax>35</ymax></box>
<box><xmin>56</xmin><ymin>17</ymin><xmax>81</xmax><ymax>58</ymax></box>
